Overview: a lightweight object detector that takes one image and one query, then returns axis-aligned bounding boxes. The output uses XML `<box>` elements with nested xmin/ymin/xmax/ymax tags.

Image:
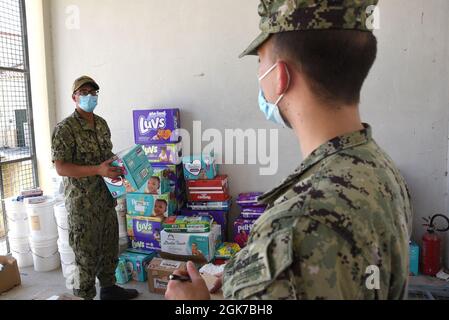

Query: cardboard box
<box><xmin>119</xmin><ymin>251</ymin><xmax>156</xmax><ymax>282</ymax></box>
<box><xmin>142</xmin><ymin>142</ymin><xmax>183</xmax><ymax>165</ymax></box>
<box><xmin>182</xmin><ymin>152</ymin><xmax>218</xmax><ymax>181</ymax></box>
<box><xmin>103</xmin><ymin>145</ymin><xmax>154</xmax><ymax>199</ymax></box>
<box><xmin>127</xmin><ymin>193</ymin><xmax>174</xmax><ymax>218</ymax></box>
<box><xmin>161</xmin><ymin>225</ymin><xmax>221</xmax><ymax>263</ymax></box>
<box><xmin>133</xmin><ymin>109</ymin><xmax>181</xmax><ymax>145</ymax></box>
<box><xmin>127</xmin><ymin>216</ymin><xmax>163</xmax><ymax>250</ymax></box>
<box><xmin>147</xmin><ymin>258</ymin><xmax>187</xmax><ymax>295</ymax></box>
<box><xmin>0</xmin><ymin>256</ymin><xmax>21</xmax><ymax>294</ymax></box>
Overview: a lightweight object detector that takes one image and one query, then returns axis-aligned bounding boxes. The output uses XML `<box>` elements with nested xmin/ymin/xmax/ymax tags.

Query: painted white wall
<box><xmin>44</xmin><ymin>0</ymin><xmax>449</xmax><ymax>265</ymax></box>
<box><xmin>25</xmin><ymin>0</ymin><xmax>56</xmax><ymax>194</ymax></box>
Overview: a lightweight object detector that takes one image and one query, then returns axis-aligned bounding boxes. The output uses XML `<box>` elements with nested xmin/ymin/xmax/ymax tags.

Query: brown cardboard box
<box><xmin>0</xmin><ymin>256</ymin><xmax>21</xmax><ymax>294</ymax></box>
<box><xmin>147</xmin><ymin>258</ymin><xmax>187</xmax><ymax>295</ymax></box>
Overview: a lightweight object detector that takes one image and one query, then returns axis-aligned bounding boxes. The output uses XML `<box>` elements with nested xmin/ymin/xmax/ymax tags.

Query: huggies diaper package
<box><xmin>142</xmin><ymin>142</ymin><xmax>183</xmax><ymax>165</ymax></box>
<box><xmin>126</xmin><ymin>216</ymin><xmax>163</xmax><ymax>251</ymax></box>
<box><xmin>126</xmin><ymin>193</ymin><xmax>174</xmax><ymax>218</ymax></box>
<box><xmin>160</xmin><ymin>224</ymin><xmax>221</xmax><ymax>263</ymax></box>
<box><xmin>182</xmin><ymin>152</ymin><xmax>218</xmax><ymax>181</ymax></box>
<box><xmin>133</xmin><ymin>109</ymin><xmax>181</xmax><ymax>145</ymax></box>
<box><xmin>103</xmin><ymin>145</ymin><xmax>154</xmax><ymax>199</ymax></box>
<box><xmin>119</xmin><ymin>250</ymin><xmax>156</xmax><ymax>282</ymax></box>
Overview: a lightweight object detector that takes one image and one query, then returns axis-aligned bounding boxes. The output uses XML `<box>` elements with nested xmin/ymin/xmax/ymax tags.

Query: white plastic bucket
<box><xmin>5</xmin><ymin>197</ymin><xmax>30</xmax><ymax>238</ymax></box>
<box><xmin>7</xmin><ymin>213</ymin><xmax>30</xmax><ymax>239</ymax></box>
<box><xmin>57</xmin><ymin>239</ymin><xmax>75</xmax><ymax>278</ymax></box>
<box><xmin>30</xmin><ymin>236</ymin><xmax>60</xmax><ymax>272</ymax></box>
<box><xmin>54</xmin><ymin>203</ymin><xmax>70</xmax><ymax>243</ymax></box>
<box><xmin>4</xmin><ymin>197</ymin><xmax>26</xmax><ymax>213</ymax></box>
<box><xmin>26</xmin><ymin>197</ymin><xmax>58</xmax><ymax>241</ymax></box>
<box><xmin>9</xmin><ymin>236</ymin><xmax>33</xmax><ymax>268</ymax></box>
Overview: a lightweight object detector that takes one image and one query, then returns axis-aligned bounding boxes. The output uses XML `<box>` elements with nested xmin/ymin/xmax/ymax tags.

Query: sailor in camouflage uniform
<box><xmin>166</xmin><ymin>0</ymin><xmax>413</xmax><ymax>301</ymax></box>
<box><xmin>51</xmin><ymin>76</ymin><xmax>139</xmax><ymax>300</ymax></box>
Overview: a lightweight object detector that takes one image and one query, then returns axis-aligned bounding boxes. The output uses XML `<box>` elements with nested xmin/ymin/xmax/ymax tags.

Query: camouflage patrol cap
<box><xmin>72</xmin><ymin>75</ymin><xmax>100</xmax><ymax>94</ymax></box>
<box><xmin>240</xmin><ymin>0</ymin><xmax>379</xmax><ymax>58</ymax></box>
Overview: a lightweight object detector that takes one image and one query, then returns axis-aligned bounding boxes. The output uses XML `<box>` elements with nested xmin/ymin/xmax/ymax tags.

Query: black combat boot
<box><xmin>100</xmin><ymin>285</ymin><xmax>139</xmax><ymax>300</ymax></box>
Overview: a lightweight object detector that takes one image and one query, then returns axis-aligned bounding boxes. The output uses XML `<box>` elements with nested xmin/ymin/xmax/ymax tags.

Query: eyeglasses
<box><xmin>76</xmin><ymin>90</ymin><xmax>99</xmax><ymax>96</ymax></box>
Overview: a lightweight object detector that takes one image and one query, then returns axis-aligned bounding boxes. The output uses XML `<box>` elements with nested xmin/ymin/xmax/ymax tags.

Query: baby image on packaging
<box><xmin>127</xmin><ymin>193</ymin><xmax>173</xmax><ymax>218</ymax></box>
<box><xmin>145</xmin><ymin>176</ymin><xmax>161</xmax><ymax>195</ymax></box>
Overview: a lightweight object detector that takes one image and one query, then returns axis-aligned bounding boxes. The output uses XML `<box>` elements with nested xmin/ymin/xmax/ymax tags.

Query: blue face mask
<box><xmin>78</xmin><ymin>95</ymin><xmax>98</xmax><ymax>113</ymax></box>
<box><xmin>258</xmin><ymin>63</ymin><xmax>290</xmax><ymax>128</ymax></box>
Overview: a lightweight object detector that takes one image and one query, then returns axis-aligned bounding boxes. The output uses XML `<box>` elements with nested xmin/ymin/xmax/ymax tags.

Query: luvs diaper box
<box><xmin>182</xmin><ymin>151</ymin><xmax>218</xmax><ymax>181</ymax></box>
<box><xmin>103</xmin><ymin>145</ymin><xmax>153</xmax><ymax>199</ymax></box>
<box><xmin>160</xmin><ymin>224</ymin><xmax>221</xmax><ymax>263</ymax></box>
<box><xmin>133</xmin><ymin>109</ymin><xmax>181</xmax><ymax>145</ymax></box>
<box><xmin>126</xmin><ymin>193</ymin><xmax>174</xmax><ymax>218</ymax></box>
<box><xmin>118</xmin><ymin>250</ymin><xmax>156</xmax><ymax>282</ymax></box>
<box><xmin>147</xmin><ymin>258</ymin><xmax>187</xmax><ymax>295</ymax></box>
<box><xmin>142</xmin><ymin>142</ymin><xmax>183</xmax><ymax>165</ymax></box>
<box><xmin>127</xmin><ymin>216</ymin><xmax>163</xmax><ymax>251</ymax></box>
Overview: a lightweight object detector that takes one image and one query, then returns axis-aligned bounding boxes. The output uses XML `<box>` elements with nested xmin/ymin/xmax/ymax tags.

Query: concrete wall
<box><xmin>42</xmin><ymin>0</ymin><xmax>449</xmax><ymax>264</ymax></box>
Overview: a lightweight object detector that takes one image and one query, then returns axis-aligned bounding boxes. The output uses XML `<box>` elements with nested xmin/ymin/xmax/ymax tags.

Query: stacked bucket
<box><xmin>26</xmin><ymin>196</ymin><xmax>61</xmax><ymax>272</ymax></box>
<box><xmin>5</xmin><ymin>197</ymin><xmax>33</xmax><ymax>268</ymax></box>
<box><xmin>54</xmin><ymin>203</ymin><xmax>76</xmax><ymax>278</ymax></box>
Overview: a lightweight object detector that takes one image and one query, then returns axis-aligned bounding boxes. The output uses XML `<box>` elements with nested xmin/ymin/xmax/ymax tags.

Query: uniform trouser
<box><xmin>68</xmin><ymin>202</ymin><xmax>118</xmax><ymax>300</ymax></box>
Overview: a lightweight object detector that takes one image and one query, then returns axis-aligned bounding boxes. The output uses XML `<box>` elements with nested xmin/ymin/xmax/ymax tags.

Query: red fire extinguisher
<box><xmin>421</xmin><ymin>214</ymin><xmax>449</xmax><ymax>276</ymax></box>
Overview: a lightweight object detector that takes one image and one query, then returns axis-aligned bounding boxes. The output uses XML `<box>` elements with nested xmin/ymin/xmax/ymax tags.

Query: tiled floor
<box><xmin>0</xmin><ymin>265</ymin><xmax>165</xmax><ymax>300</ymax></box>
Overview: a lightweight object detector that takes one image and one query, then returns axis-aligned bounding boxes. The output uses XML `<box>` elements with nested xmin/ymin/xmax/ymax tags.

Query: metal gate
<box><xmin>0</xmin><ymin>0</ymin><xmax>38</xmax><ymax>254</ymax></box>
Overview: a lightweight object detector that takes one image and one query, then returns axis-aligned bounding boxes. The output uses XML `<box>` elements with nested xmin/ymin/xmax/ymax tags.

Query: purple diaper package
<box><xmin>180</xmin><ymin>208</ymin><xmax>228</xmax><ymax>241</ymax></box>
<box><xmin>133</xmin><ymin>109</ymin><xmax>181</xmax><ymax>145</ymax></box>
<box><xmin>240</xmin><ymin>206</ymin><xmax>266</xmax><ymax>219</ymax></box>
<box><xmin>233</xmin><ymin>218</ymin><xmax>256</xmax><ymax>248</ymax></box>
<box><xmin>236</xmin><ymin>192</ymin><xmax>264</xmax><ymax>207</ymax></box>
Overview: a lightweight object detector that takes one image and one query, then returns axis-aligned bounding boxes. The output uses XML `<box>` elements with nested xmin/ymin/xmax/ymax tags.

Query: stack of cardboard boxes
<box><xmin>180</xmin><ymin>152</ymin><xmax>230</xmax><ymax>242</ymax></box>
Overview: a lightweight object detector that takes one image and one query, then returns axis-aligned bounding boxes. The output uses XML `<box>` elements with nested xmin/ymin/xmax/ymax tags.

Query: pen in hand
<box><xmin>169</xmin><ymin>274</ymin><xmax>192</xmax><ymax>282</ymax></box>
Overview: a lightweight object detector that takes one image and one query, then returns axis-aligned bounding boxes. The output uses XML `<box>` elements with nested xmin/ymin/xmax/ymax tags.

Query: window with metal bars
<box><xmin>0</xmin><ymin>0</ymin><xmax>38</xmax><ymax>254</ymax></box>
